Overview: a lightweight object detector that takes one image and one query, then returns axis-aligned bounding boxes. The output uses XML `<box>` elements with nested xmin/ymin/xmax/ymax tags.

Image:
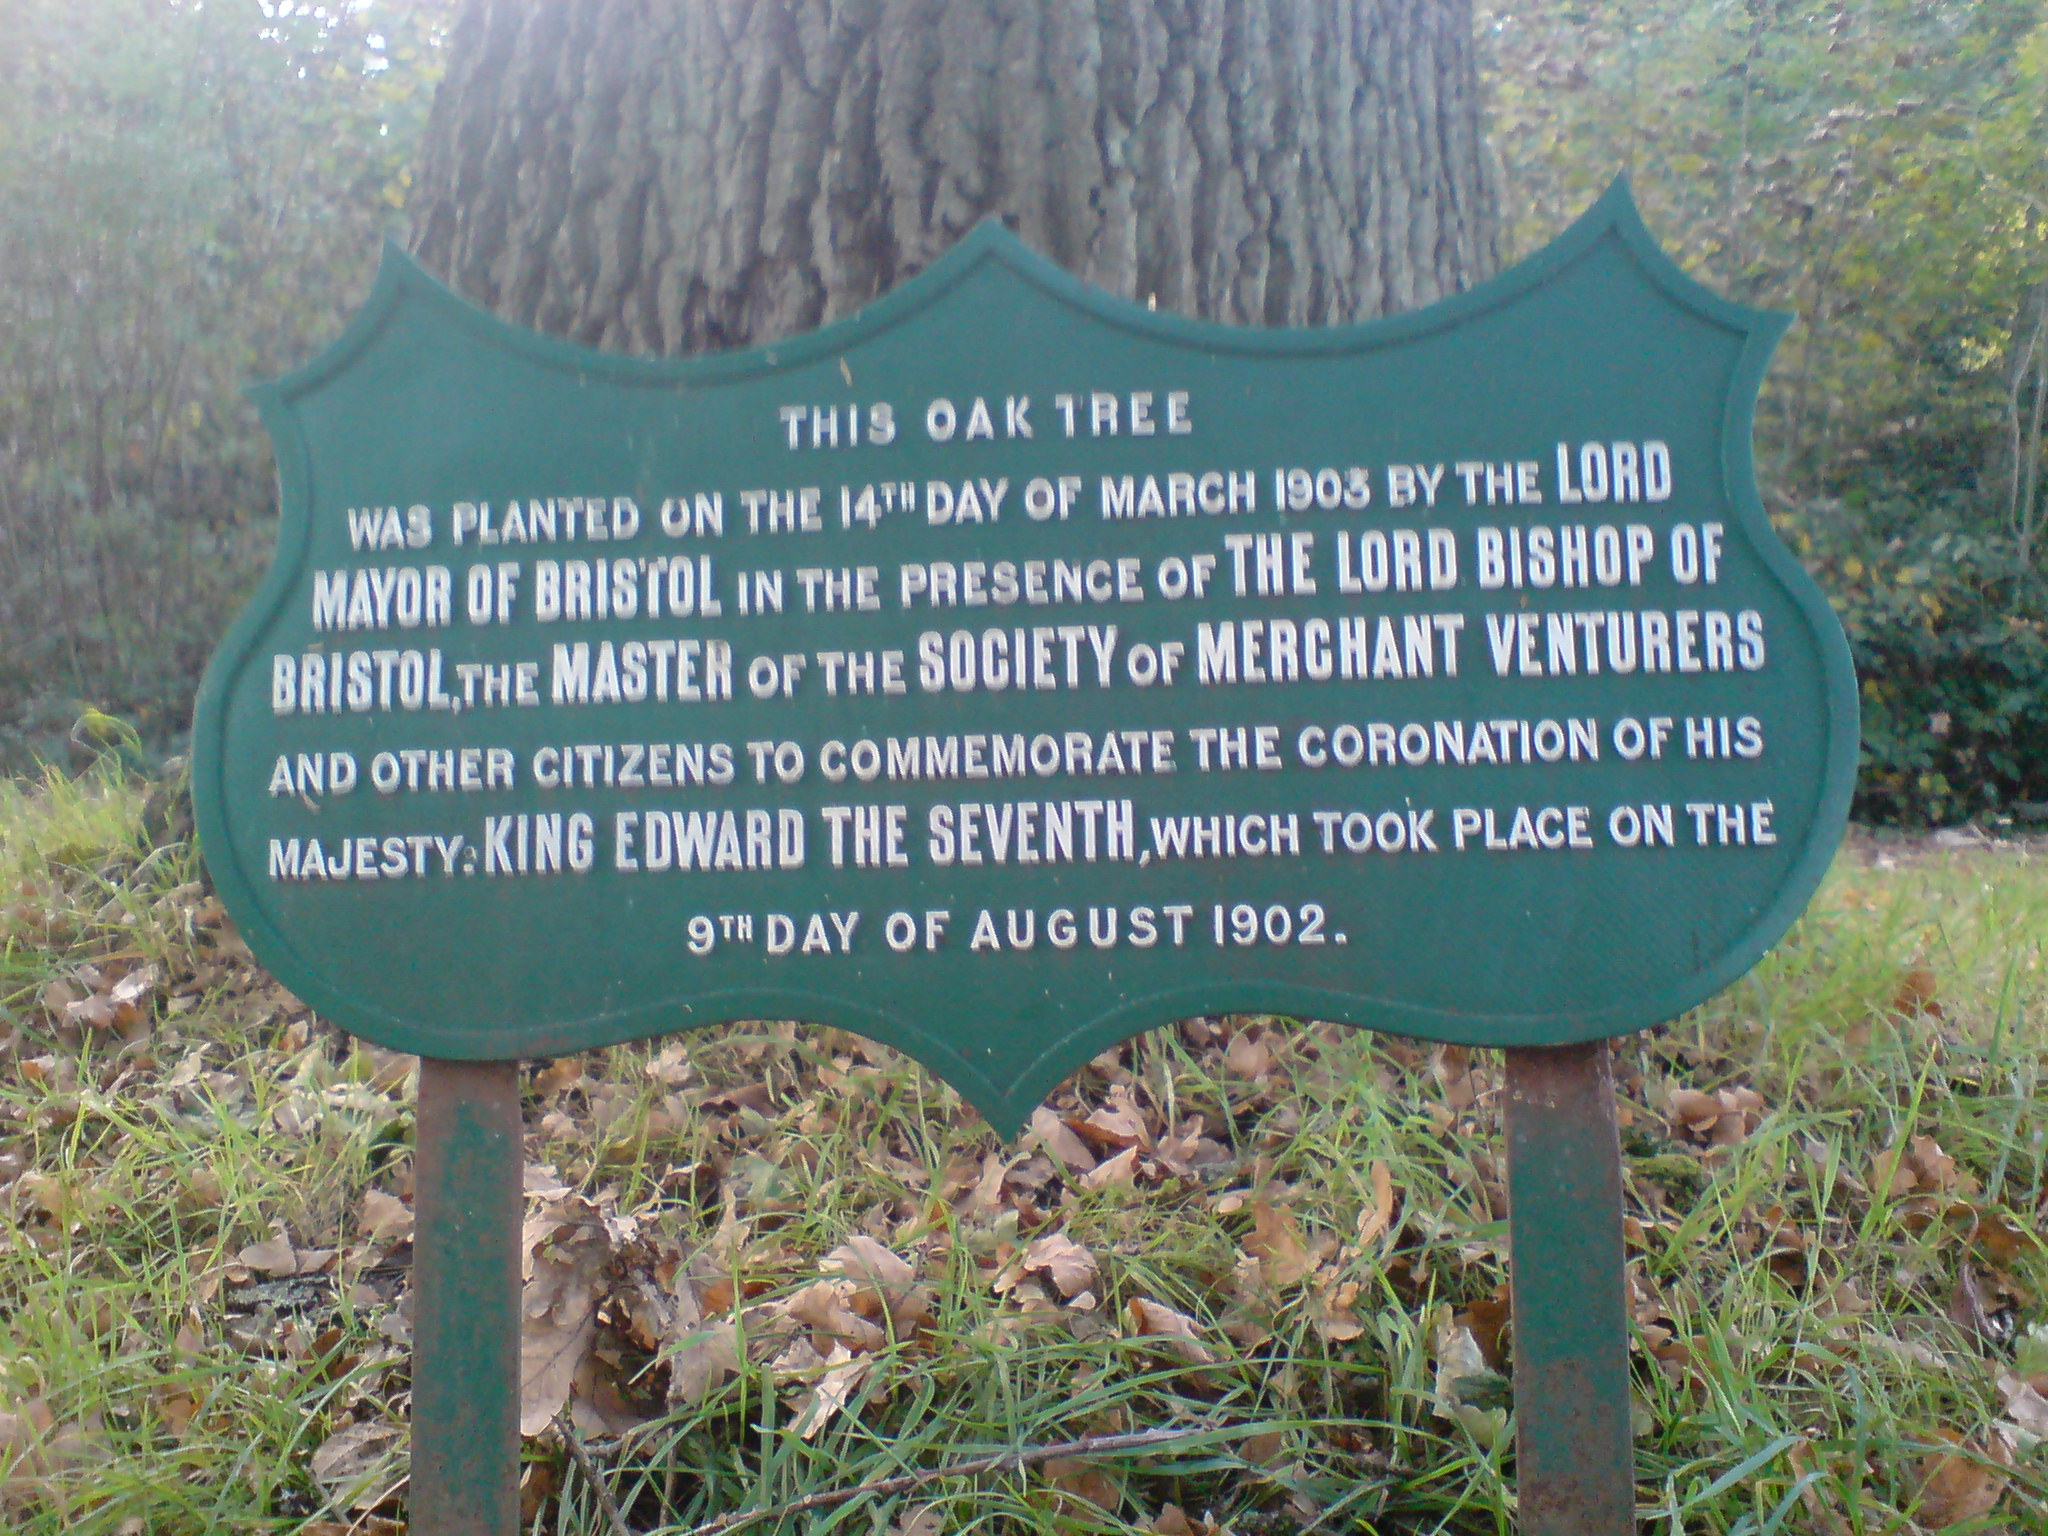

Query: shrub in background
<box><xmin>0</xmin><ymin>0</ymin><xmax>448</xmax><ymax>769</ymax></box>
<box><xmin>1789</xmin><ymin>503</ymin><xmax>2048</xmax><ymax>825</ymax></box>
<box><xmin>1486</xmin><ymin>0</ymin><xmax>2048</xmax><ymax>825</ymax></box>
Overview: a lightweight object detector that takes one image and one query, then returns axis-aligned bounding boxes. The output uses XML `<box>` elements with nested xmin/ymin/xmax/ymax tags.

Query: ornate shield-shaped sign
<box><xmin>194</xmin><ymin>181</ymin><xmax>1857</xmax><ymax>1130</ymax></box>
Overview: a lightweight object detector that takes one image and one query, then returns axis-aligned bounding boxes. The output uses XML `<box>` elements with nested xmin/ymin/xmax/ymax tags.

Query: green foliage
<box><xmin>1793</xmin><ymin>503</ymin><xmax>2048</xmax><ymax>825</ymax></box>
<box><xmin>0</xmin><ymin>0</ymin><xmax>448</xmax><ymax>770</ymax></box>
<box><xmin>1483</xmin><ymin>0</ymin><xmax>2048</xmax><ymax>824</ymax></box>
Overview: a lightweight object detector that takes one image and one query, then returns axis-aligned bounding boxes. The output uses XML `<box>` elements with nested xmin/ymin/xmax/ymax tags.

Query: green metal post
<box><xmin>412</xmin><ymin>1058</ymin><xmax>523</xmax><ymax>1536</ymax></box>
<box><xmin>1503</xmin><ymin>1041</ymin><xmax>1636</xmax><ymax>1534</ymax></box>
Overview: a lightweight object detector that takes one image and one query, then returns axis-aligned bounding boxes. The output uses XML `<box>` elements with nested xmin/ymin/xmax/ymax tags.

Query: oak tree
<box><xmin>408</xmin><ymin>0</ymin><xmax>1499</xmax><ymax>351</ymax></box>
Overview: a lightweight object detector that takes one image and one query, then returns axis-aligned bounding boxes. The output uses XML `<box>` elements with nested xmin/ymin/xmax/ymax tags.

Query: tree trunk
<box><xmin>409</xmin><ymin>0</ymin><xmax>1497</xmax><ymax>353</ymax></box>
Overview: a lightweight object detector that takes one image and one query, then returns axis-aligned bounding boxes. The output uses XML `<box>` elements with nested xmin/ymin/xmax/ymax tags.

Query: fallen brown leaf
<box><xmin>1041</xmin><ymin>1455</ymin><xmax>1122</xmax><ymax>1511</ymax></box>
<box><xmin>785</xmin><ymin>1280</ymin><xmax>887</xmax><ymax>1352</ymax></box>
<box><xmin>1667</xmin><ymin>1085</ymin><xmax>1765</xmax><ymax>1148</ymax></box>
<box><xmin>533</xmin><ymin>1056</ymin><xmax>585</xmax><ymax>1096</ymax></box>
<box><xmin>309</xmin><ymin>1418</ymin><xmax>406</xmax><ymax>1511</ymax></box>
<box><xmin>1879</xmin><ymin>1135</ymin><xmax>1977</xmax><ymax>1200</ymax></box>
<box><xmin>1224</xmin><ymin>1028</ymin><xmax>1273</xmax><ymax>1079</ymax></box>
<box><xmin>1433</xmin><ymin>1044</ymin><xmax>1480</xmax><ymax>1111</ymax></box>
<box><xmin>106</xmin><ymin>963</ymin><xmax>160</xmax><ymax>1010</ymax></box>
<box><xmin>1457</xmin><ymin>1287</ymin><xmax>1512</xmax><ymax>1370</ymax></box>
<box><xmin>667</xmin><ymin>1308</ymin><xmax>741</xmax><ymax>1407</ymax></box>
<box><xmin>1312</xmin><ymin>1278</ymin><xmax>1366</xmax><ymax>1342</ymax></box>
<box><xmin>1243</xmin><ymin>1199</ymin><xmax>1313</xmax><ymax>1287</ymax></box>
<box><xmin>1997</xmin><ymin>1371</ymin><xmax>2048</xmax><ymax>1446</ymax></box>
<box><xmin>789</xmin><ymin>1344</ymin><xmax>870</xmax><ymax>1441</ymax></box>
<box><xmin>358</xmin><ymin>1189</ymin><xmax>412</xmax><ymax>1245</ymax></box>
<box><xmin>1974</xmin><ymin>1209</ymin><xmax>2031</xmax><ymax>1264</ymax></box>
<box><xmin>518</xmin><ymin>1199</ymin><xmax>613</xmax><ymax>1436</ymax></box>
<box><xmin>822</xmin><ymin>1235</ymin><xmax>931</xmax><ymax>1331</ymax></box>
<box><xmin>1128</xmin><ymin>1297</ymin><xmax>1216</xmax><ymax>1365</ymax></box>
<box><xmin>1029</xmin><ymin>1107</ymin><xmax>1097</xmax><ymax>1173</ymax></box>
<box><xmin>1077</xmin><ymin>1089</ymin><xmax>1151</xmax><ymax>1152</ymax></box>
<box><xmin>1001</xmin><ymin>1232</ymin><xmax>1099</xmax><ymax>1301</ymax></box>
<box><xmin>568</xmin><ymin>1351</ymin><xmax>652</xmax><ymax>1440</ymax></box>
<box><xmin>0</xmin><ymin>1401</ymin><xmax>108</xmax><ymax>1513</ymax></box>
<box><xmin>1238</xmin><ymin>1428</ymin><xmax>1286</xmax><ymax>1466</ymax></box>
<box><xmin>1947</xmin><ymin>1259</ymin><xmax>1996</xmax><ymax>1346</ymax></box>
<box><xmin>1914</xmin><ymin>1427</ymin><xmax>2009</xmax><ymax>1524</ymax></box>
<box><xmin>1892</xmin><ymin>966</ymin><xmax>1941</xmax><ymax>1017</ymax></box>
<box><xmin>1354</xmin><ymin>1158</ymin><xmax>1396</xmax><ymax>1248</ymax></box>
<box><xmin>1080</xmin><ymin>1145</ymin><xmax>1142</xmax><ymax>1190</ymax></box>
<box><xmin>236</xmin><ymin>1231</ymin><xmax>334</xmax><ymax>1278</ymax></box>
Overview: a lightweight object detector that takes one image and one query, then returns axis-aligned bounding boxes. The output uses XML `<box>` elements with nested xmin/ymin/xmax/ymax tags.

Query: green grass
<box><xmin>0</xmin><ymin>765</ymin><xmax>2044</xmax><ymax>1533</ymax></box>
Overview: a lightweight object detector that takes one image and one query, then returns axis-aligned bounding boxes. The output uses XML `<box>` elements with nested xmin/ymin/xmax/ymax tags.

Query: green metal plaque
<box><xmin>195</xmin><ymin>181</ymin><xmax>1857</xmax><ymax>1131</ymax></box>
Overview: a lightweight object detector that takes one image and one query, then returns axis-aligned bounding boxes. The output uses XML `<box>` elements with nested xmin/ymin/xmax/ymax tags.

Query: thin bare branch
<box><xmin>556</xmin><ymin>1411</ymin><xmax>636</xmax><ymax>1536</ymax></box>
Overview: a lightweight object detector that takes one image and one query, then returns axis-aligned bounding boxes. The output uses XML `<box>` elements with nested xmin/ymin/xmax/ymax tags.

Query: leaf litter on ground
<box><xmin>0</xmin><ymin>776</ymin><xmax>2046</xmax><ymax>1529</ymax></box>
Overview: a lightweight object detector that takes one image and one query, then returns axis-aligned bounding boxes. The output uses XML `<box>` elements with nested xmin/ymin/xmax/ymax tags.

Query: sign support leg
<box><xmin>1503</xmin><ymin>1041</ymin><xmax>1635</xmax><ymax>1534</ymax></box>
<box><xmin>413</xmin><ymin>1057</ymin><xmax>523</xmax><ymax>1536</ymax></box>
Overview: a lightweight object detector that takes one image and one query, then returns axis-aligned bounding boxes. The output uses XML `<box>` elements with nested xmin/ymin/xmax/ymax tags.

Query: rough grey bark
<box><xmin>410</xmin><ymin>0</ymin><xmax>1497</xmax><ymax>354</ymax></box>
